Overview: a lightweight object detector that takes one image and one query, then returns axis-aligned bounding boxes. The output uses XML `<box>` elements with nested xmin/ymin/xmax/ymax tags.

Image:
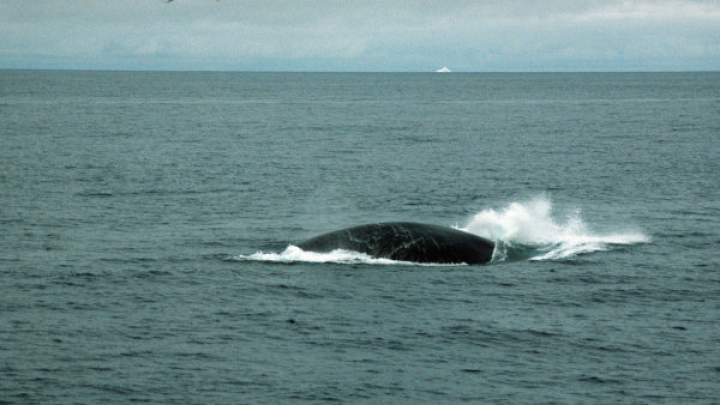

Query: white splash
<box><xmin>458</xmin><ymin>195</ymin><xmax>650</xmax><ymax>261</ymax></box>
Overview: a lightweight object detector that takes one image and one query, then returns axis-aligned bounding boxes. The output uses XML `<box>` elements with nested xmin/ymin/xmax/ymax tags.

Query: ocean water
<box><xmin>1</xmin><ymin>70</ymin><xmax>719</xmax><ymax>404</ymax></box>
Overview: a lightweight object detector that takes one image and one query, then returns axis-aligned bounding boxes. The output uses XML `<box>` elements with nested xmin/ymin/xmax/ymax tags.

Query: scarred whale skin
<box><xmin>294</xmin><ymin>222</ymin><xmax>495</xmax><ymax>264</ymax></box>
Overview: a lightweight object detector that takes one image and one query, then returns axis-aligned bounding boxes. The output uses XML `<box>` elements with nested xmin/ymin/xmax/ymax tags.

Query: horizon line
<box><xmin>2</xmin><ymin>67</ymin><xmax>719</xmax><ymax>74</ymax></box>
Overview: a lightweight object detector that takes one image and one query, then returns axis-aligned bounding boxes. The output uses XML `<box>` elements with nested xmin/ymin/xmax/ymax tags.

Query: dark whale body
<box><xmin>295</xmin><ymin>222</ymin><xmax>495</xmax><ymax>264</ymax></box>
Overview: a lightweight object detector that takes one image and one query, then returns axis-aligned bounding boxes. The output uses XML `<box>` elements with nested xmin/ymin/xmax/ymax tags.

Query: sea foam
<box><xmin>237</xmin><ymin>245</ymin><xmax>446</xmax><ymax>266</ymax></box>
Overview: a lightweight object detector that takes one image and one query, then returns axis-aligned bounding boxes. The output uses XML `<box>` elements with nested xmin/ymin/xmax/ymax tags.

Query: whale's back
<box><xmin>295</xmin><ymin>222</ymin><xmax>494</xmax><ymax>264</ymax></box>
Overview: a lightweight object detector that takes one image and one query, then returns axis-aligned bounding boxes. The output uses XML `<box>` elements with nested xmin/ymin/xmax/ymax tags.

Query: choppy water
<box><xmin>1</xmin><ymin>70</ymin><xmax>719</xmax><ymax>403</ymax></box>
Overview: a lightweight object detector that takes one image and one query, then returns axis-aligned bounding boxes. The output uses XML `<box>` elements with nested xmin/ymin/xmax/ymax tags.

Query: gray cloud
<box><xmin>1</xmin><ymin>0</ymin><xmax>718</xmax><ymax>71</ymax></box>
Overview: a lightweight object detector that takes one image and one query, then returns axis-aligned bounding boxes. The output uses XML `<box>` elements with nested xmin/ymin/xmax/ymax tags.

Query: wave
<box><xmin>235</xmin><ymin>195</ymin><xmax>649</xmax><ymax>265</ymax></box>
<box><xmin>235</xmin><ymin>246</ymin><xmax>449</xmax><ymax>266</ymax></box>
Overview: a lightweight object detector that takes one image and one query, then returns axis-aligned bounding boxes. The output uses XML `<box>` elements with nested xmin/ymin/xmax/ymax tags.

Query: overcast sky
<box><xmin>1</xmin><ymin>0</ymin><xmax>719</xmax><ymax>72</ymax></box>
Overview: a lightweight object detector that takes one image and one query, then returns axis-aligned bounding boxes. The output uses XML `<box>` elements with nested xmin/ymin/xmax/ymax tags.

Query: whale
<box><xmin>294</xmin><ymin>222</ymin><xmax>495</xmax><ymax>264</ymax></box>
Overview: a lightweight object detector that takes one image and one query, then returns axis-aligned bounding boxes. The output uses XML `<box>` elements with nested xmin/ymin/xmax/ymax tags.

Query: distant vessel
<box><xmin>436</xmin><ymin>67</ymin><xmax>451</xmax><ymax>73</ymax></box>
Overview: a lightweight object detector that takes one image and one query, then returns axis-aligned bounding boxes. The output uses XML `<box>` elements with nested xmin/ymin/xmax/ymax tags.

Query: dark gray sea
<box><xmin>1</xmin><ymin>70</ymin><xmax>719</xmax><ymax>404</ymax></box>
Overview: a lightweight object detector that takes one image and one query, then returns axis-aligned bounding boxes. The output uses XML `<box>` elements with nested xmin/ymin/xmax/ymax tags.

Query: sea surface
<box><xmin>1</xmin><ymin>70</ymin><xmax>719</xmax><ymax>404</ymax></box>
